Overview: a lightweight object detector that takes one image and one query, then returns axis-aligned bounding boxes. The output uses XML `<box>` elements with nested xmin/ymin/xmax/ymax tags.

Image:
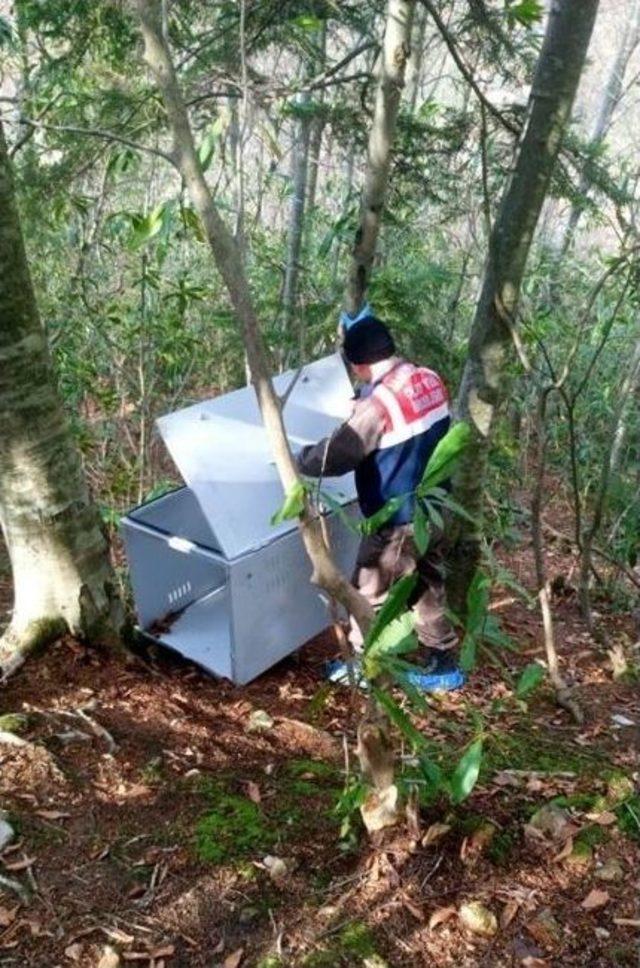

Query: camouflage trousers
<box><xmin>349</xmin><ymin>524</ymin><xmax>458</xmax><ymax>654</ymax></box>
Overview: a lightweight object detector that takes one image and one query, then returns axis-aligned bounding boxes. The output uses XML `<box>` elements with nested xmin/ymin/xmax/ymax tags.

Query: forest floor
<box><xmin>0</xmin><ymin>496</ymin><xmax>639</xmax><ymax>968</ymax></box>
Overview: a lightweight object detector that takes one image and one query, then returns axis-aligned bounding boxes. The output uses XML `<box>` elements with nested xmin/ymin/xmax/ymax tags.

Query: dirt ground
<box><xmin>0</xmin><ymin>515</ymin><xmax>639</xmax><ymax>967</ymax></box>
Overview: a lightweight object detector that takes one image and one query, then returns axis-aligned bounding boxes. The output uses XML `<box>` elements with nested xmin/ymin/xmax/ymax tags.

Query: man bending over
<box><xmin>296</xmin><ymin>316</ymin><xmax>463</xmax><ymax>691</ymax></box>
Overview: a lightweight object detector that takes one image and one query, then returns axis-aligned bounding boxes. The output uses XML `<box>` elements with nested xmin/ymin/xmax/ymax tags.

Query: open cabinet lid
<box><xmin>156</xmin><ymin>354</ymin><xmax>358</xmax><ymax>560</ymax></box>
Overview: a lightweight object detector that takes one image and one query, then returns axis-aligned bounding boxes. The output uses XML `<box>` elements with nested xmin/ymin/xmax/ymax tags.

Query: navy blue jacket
<box><xmin>297</xmin><ymin>358</ymin><xmax>451</xmax><ymax>525</ymax></box>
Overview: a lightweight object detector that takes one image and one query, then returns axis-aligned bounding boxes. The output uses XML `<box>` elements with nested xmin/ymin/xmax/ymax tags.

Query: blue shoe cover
<box><xmin>405</xmin><ymin>668</ymin><xmax>466</xmax><ymax>693</ymax></box>
<box><xmin>325</xmin><ymin>658</ymin><xmax>367</xmax><ymax>688</ymax></box>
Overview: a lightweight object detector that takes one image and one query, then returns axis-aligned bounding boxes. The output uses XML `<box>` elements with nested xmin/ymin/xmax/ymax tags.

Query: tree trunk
<box><xmin>405</xmin><ymin>4</ymin><xmax>428</xmax><ymax>114</ymax></box>
<box><xmin>448</xmin><ymin>0</ymin><xmax>600</xmax><ymax>612</ymax></box>
<box><xmin>281</xmin><ymin>99</ymin><xmax>312</xmax><ymax>362</ymax></box>
<box><xmin>579</xmin><ymin>328</ymin><xmax>640</xmax><ymax>629</ymax></box>
<box><xmin>134</xmin><ymin>0</ymin><xmax>374</xmax><ymax>639</ymax></box>
<box><xmin>561</xmin><ymin>0</ymin><xmax>640</xmax><ymax>253</ymax></box>
<box><xmin>345</xmin><ymin>0</ymin><xmax>415</xmax><ymax>315</ymax></box>
<box><xmin>0</xmin><ymin>119</ymin><xmax>123</xmax><ymax>677</ymax></box>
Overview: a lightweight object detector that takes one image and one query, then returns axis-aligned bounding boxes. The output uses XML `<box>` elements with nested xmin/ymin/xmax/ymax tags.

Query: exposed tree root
<box><xmin>0</xmin><ymin>618</ymin><xmax>65</xmax><ymax>681</ymax></box>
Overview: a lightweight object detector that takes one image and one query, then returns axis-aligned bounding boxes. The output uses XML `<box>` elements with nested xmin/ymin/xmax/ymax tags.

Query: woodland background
<box><xmin>0</xmin><ymin>1</ymin><xmax>639</xmax><ymax>965</ymax></box>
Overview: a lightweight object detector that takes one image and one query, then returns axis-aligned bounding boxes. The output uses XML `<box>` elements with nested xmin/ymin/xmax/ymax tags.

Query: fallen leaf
<box><xmin>586</xmin><ymin>811</ymin><xmax>617</xmax><ymax>826</ymax></box>
<box><xmin>526</xmin><ymin>908</ymin><xmax>563</xmax><ymax>949</ymax></box>
<box><xmin>613</xmin><ymin>918</ymin><xmax>640</xmax><ymax>927</ymax></box>
<box><xmin>493</xmin><ymin>770</ymin><xmax>520</xmax><ymax>787</ymax></box>
<box><xmin>458</xmin><ymin>901</ymin><xmax>498</xmax><ymax>937</ymax></box>
<box><xmin>581</xmin><ymin>888</ymin><xmax>610</xmax><ymax>911</ymax></box>
<box><xmin>65</xmin><ymin>942</ymin><xmax>83</xmax><ymax>961</ymax></box>
<box><xmin>594</xmin><ymin>858</ymin><xmax>623</xmax><ymax>882</ymax></box>
<box><xmin>428</xmin><ymin>906</ymin><xmax>456</xmax><ymax>931</ymax></box>
<box><xmin>611</xmin><ymin>714</ymin><xmax>635</xmax><ymax>727</ymax></box>
<box><xmin>500</xmin><ymin>898</ymin><xmax>520</xmax><ymax>929</ymax></box>
<box><xmin>102</xmin><ymin>926</ymin><xmax>133</xmax><ymax>945</ymax></box>
<box><xmin>2</xmin><ymin>855</ymin><xmax>35</xmax><ymax>871</ymax></box>
<box><xmin>421</xmin><ymin>822</ymin><xmax>451</xmax><ymax>846</ymax></box>
<box><xmin>97</xmin><ymin>945</ymin><xmax>121</xmax><ymax>968</ymax></box>
<box><xmin>0</xmin><ymin>906</ymin><xmax>18</xmax><ymax>928</ymax></box>
<box><xmin>126</xmin><ymin>884</ymin><xmax>147</xmax><ymax>900</ymax></box>
<box><xmin>245</xmin><ymin>782</ymin><xmax>261</xmax><ymax>805</ymax></box>
<box><xmin>360</xmin><ymin>785</ymin><xmax>399</xmax><ymax>833</ymax></box>
<box><xmin>223</xmin><ymin>949</ymin><xmax>244</xmax><ymax>968</ymax></box>
<box><xmin>402</xmin><ymin>896</ymin><xmax>424</xmax><ymax>921</ymax></box>
<box><xmin>521</xmin><ymin>958</ymin><xmax>548</xmax><ymax>967</ymax></box>
<box><xmin>262</xmin><ymin>855</ymin><xmax>288</xmax><ymax>885</ymax></box>
<box><xmin>35</xmin><ymin>810</ymin><xmax>71</xmax><ymax>821</ymax></box>
<box><xmin>247</xmin><ymin>710</ymin><xmax>273</xmax><ymax>733</ymax></box>
<box><xmin>150</xmin><ymin>945</ymin><xmax>175</xmax><ymax>958</ymax></box>
<box><xmin>552</xmin><ymin>838</ymin><xmax>574</xmax><ymax>863</ymax></box>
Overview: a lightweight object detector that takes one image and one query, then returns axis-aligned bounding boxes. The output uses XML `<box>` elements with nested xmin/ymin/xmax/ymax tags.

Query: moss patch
<box><xmin>194</xmin><ymin>782</ymin><xmax>275</xmax><ymax>864</ymax></box>
<box><xmin>302</xmin><ymin>921</ymin><xmax>383</xmax><ymax>966</ymax></box>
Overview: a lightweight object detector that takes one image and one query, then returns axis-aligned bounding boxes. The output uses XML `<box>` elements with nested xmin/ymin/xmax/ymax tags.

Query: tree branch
<box><xmin>6</xmin><ymin>116</ymin><xmax>176</xmax><ymax>166</ymax></box>
<box><xmin>418</xmin><ymin>0</ymin><xmax>521</xmax><ymax>137</ymax></box>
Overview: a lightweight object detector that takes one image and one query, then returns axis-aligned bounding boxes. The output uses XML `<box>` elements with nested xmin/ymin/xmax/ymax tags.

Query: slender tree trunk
<box><xmin>448</xmin><ymin>0</ymin><xmax>600</xmax><ymax>612</ymax></box>
<box><xmin>135</xmin><ymin>0</ymin><xmax>373</xmax><ymax>639</ymax></box>
<box><xmin>305</xmin><ymin>22</ymin><xmax>328</xmax><ymax>218</ymax></box>
<box><xmin>561</xmin><ymin>0</ymin><xmax>640</xmax><ymax>253</ymax></box>
<box><xmin>0</xmin><ymin>120</ymin><xmax>123</xmax><ymax>677</ymax></box>
<box><xmin>579</xmin><ymin>329</ymin><xmax>640</xmax><ymax>628</ymax></box>
<box><xmin>405</xmin><ymin>4</ymin><xmax>427</xmax><ymax>114</ymax></box>
<box><xmin>281</xmin><ymin>98</ymin><xmax>312</xmax><ymax>361</ymax></box>
<box><xmin>345</xmin><ymin>0</ymin><xmax>415</xmax><ymax>314</ymax></box>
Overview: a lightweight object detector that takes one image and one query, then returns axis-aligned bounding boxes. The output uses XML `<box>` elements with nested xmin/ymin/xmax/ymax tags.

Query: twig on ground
<box><xmin>0</xmin><ymin>871</ymin><xmax>30</xmax><ymax>903</ymax></box>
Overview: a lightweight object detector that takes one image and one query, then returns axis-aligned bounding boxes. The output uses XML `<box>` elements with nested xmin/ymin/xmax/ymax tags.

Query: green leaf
<box><xmin>516</xmin><ymin>663</ymin><xmax>545</xmax><ymax>698</ymax></box>
<box><xmin>433</xmin><ymin>492</ymin><xmax>478</xmax><ymax>526</ymax></box>
<box><xmin>450</xmin><ymin>739</ymin><xmax>483</xmax><ymax>804</ymax></box>
<box><xmin>425</xmin><ymin>501</ymin><xmax>444</xmax><ymax>531</ymax></box>
<box><xmin>318</xmin><ymin>490</ymin><xmax>361</xmax><ymax>534</ymax></box>
<box><xmin>413</xmin><ymin>503</ymin><xmax>430</xmax><ymax>555</ymax></box>
<box><xmin>359</xmin><ymin>495</ymin><xmax>407</xmax><ymax>535</ymax></box>
<box><xmin>364</xmin><ymin>574</ymin><xmax>418</xmax><ymax>651</ymax></box>
<box><xmin>507</xmin><ymin>0</ymin><xmax>543</xmax><ymax>27</ymax></box>
<box><xmin>292</xmin><ymin>13</ymin><xmax>324</xmax><ymax>29</ymax></box>
<box><xmin>365</xmin><ymin>612</ymin><xmax>417</xmax><ymax>663</ymax></box>
<box><xmin>129</xmin><ymin>202</ymin><xmax>168</xmax><ymax>249</ymax></box>
<box><xmin>418</xmin><ymin>422</ymin><xmax>472</xmax><ymax>493</ymax></box>
<box><xmin>459</xmin><ymin>633</ymin><xmax>476</xmax><ymax>673</ymax></box>
<box><xmin>465</xmin><ymin>571</ymin><xmax>491</xmax><ymax>637</ymax></box>
<box><xmin>270</xmin><ymin>480</ymin><xmax>306</xmax><ymax>525</ymax></box>
<box><xmin>372</xmin><ymin>687</ymin><xmax>427</xmax><ymax>751</ymax></box>
<box><xmin>197</xmin><ymin>116</ymin><xmax>225</xmax><ymax>172</ymax></box>
<box><xmin>419</xmin><ymin>756</ymin><xmax>444</xmax><ymax>795</ymax></box>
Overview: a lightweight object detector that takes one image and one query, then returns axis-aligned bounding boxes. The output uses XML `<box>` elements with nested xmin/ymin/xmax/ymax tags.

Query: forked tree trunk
<box><xmin>345</xmin><ymin>0</ymin><xmax>415</xmax><ymax>314</ymax></box>
<box><xmin>134</xmin><ymin>0</ymin><xmax>373</xmax><ymax>639</ymax></box>
<box><xmin>0</xmin><ymin>120</ymin><xmax>123</xmax><ymax>677</ymax></box>
<box><xmin>448</xmin><ymin>0</ymin><xmax>600</xmax><ymax>612</ymax></box>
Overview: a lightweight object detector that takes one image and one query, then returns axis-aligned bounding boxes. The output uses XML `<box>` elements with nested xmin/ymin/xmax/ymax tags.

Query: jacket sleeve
<box><xmin>296</xmin><ymin>396</ymin><xmax>385</xmax><ymax>478</ymax></box>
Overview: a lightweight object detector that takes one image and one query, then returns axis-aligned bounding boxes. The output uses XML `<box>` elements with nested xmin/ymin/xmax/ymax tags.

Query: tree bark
<box><xmin>449</xmin><ymin>0</ymin><xmax>600</xmax><ymax>612</ymax></box>
<box><xmin>135</xmin><ymin>0</ymin><xmax>374</xmax><ymax>638</ymax></box>
<box><xmin>0</xmin><ymin>119</ymin><xmax>124</xmax><ymax>677</ymax></box>
<box><xmin>345</xmin><ymin>0</ymin><xmax>415</xmax><ymax>315</ymax></box>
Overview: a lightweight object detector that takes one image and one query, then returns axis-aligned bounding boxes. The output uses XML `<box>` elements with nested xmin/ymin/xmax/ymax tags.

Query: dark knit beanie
<box><xmin>342</xmin><ymin>317</ymin><xmax>396</xmax><ymax>364</ymax></box>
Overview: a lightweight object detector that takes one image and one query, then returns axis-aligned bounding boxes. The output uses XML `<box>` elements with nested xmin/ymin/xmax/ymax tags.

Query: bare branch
<box><xmin>6</xmin><ymin>116</ymin><xmax>176</xmax><ymax>166</ymax></box>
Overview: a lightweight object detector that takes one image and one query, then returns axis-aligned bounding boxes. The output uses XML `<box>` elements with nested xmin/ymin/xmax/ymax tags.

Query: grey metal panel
<box><xmin>121</xmin><ymin>511</ymin><xmax>228</xmax><ymax>630</ymax></box>
<box><xmin>158</xmin><ymin>587</ymin><xmax>233</xmax><ymax>680</ymax></box>
<box><xmin>126</xmin><ymin>486</ymin><xmax>220</xmax><ymax>551</ymax></box>
<box><xmin>228</xmin><ymin>505</ymin><xmax>359</xmax><ymax>684</ymax></box>
<box><xmin>155</xmin><ymin>354</ymin><xmax>357</xmax><ymax>560</ymax></box>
